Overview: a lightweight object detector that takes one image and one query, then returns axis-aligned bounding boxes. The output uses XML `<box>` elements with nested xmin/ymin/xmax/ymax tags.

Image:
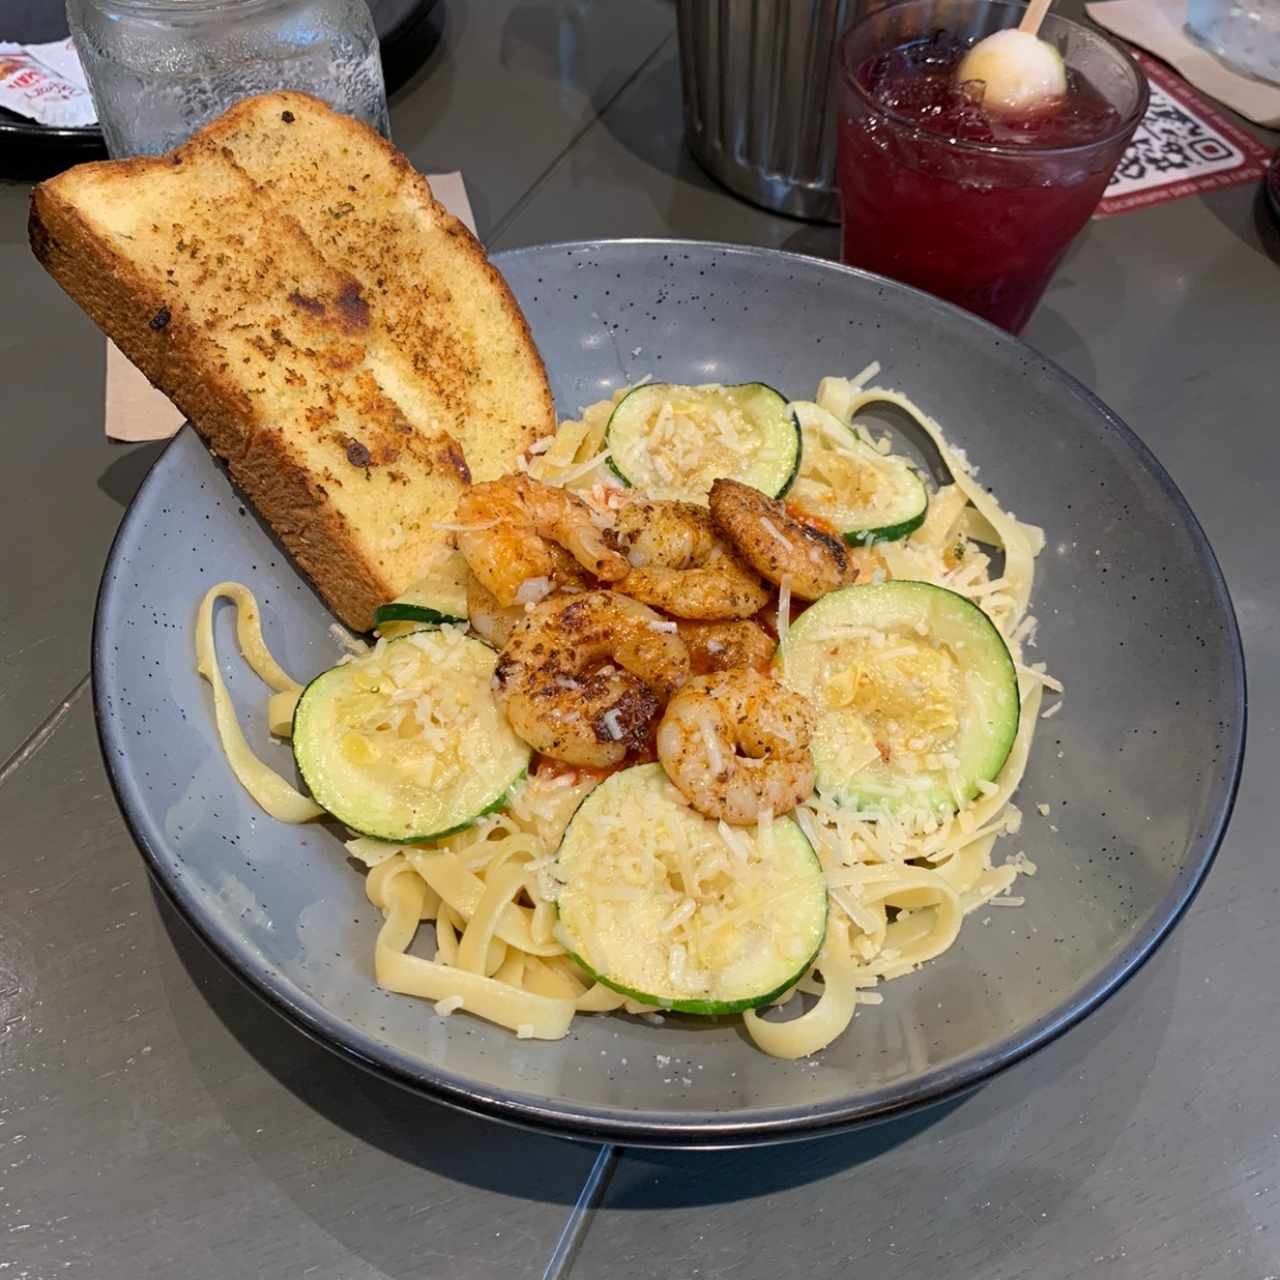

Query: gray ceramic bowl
<box><xmin>94</xmin><ymin>240</ymin><xmax>1244</xmax><ymax>1147</ymax></box>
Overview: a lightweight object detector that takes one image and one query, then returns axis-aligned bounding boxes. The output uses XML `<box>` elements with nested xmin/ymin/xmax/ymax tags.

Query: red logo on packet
<box><xmin>1095</xmin><ymin>51</ymin><xmax>1273</xmax><ymax>217</ymax></box>
<box><xmin>0</xmin><ymin>42</ymin><xmax>96</xmax><ymax>127</ymax></box>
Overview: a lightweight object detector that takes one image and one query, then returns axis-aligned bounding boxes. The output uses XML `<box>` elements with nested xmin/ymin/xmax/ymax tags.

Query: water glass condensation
<box><xmin>66</xmin><ymin>0</ymin><xmax>390</xmax><ymax>158</ymax></box>
<box><xmin>1186</xmin><ymin>0</ymin><xmax>1280</xmax><ymax>86</ymax></box>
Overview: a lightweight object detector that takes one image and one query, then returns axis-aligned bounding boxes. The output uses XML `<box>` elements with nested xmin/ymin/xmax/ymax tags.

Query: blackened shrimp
<box><xmin>494</xmin><ymin>591</ymin><xmax>690</xmax><ymax>768</ymax></box>
<box><xmin>612</xmin><ymin>498</ymin><xmax>769</xmax><ymax>620</ymax></box>
<box><xmin>465</xmin><ymin>545</ymin><xmax>593</xmax><ymax>650</ymax></box>
<box><xmin>676</xmin><ymin>619</ymin><xmax>775</xmax><ymax>676</ymax></box>
<box><xmin>455</xmin><ymin>475</ymin><xmax>629</xmax><ymax>607</ymax></box>
<box><xmin>708</xmin><ymin>478</ymin><xmax>856</xmax><ymax>601</ymax></box>
<box><xmin>656</xmin><ymin>668</ymin><xmax>816</xmax><ymax>825</ymax></box>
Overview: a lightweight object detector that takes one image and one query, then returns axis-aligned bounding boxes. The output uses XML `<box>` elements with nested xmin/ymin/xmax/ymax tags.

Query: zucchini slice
<box><xmin>606</xmin><ymin>382</ymin><xmax>800</xmax><ymax>503</ymax></box>
<box><xmin>788</xmin><ymin>401</ymin><xmax>928</xmax><ymax>545</ymax></box>
<box><xmin>373</xmin><ymin>548</ymin><xmax>469</xmax><ymax>632</ymax></box>
<box><xmin>554</xmin><ymin>763</ymin><xmax>826</xmax><ymax>1014</ymax></box>
<box><xmin>293</xmin><ymin>630</ymin><xmax>529</xmax><ymax>842</ymax></box>
<box><xmin>780</xmin><ymin>582</ymin><xmax>1019</xmax><ymax>816</ymax></box>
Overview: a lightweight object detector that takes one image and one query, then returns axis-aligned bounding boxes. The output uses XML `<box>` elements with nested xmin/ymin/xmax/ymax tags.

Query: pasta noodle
<box><xmin>194</xmin><ymin>372</ymin><xmax>1055</xmax><ymax>1059</ymax></box>
<box><xmin>194</xmin><ymin>582</ymin><xmax>322</xmax><ymax>823</ymax></box>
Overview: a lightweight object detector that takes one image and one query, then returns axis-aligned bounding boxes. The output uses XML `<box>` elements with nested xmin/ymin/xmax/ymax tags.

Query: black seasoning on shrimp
<box><xmin>709</xmin><ymin>477</ymin><xmax>857</xmax><ymax>601</ymax></box>
<box><xmin>494</xmin><ymin>590</ymin><xmax>690</xmax><ymax>768</ymax></box>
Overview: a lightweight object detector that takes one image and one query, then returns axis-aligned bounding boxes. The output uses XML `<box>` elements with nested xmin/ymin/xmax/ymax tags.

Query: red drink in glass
<box><xmin>836</xmin><ymin>0</ymin><xmax>1148</xmax><ymax>333</ymax></box>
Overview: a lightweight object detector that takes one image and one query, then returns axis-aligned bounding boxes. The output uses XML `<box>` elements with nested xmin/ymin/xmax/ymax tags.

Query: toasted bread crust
<box><xmin>30</xmin><ymin>93</ymin><xmax>555</xmax><ymax>631</ymax></box>
<box><xmin>30</xmin><ymin>175</ymin><xmax>395</xmax><ymax>629</ymax></box>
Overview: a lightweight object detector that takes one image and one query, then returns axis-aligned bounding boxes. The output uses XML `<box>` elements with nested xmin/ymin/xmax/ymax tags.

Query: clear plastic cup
<box><xmin>836</xmin><ymin>0</ymin><xmax>1149</xmax><ymax>332</ymax></box>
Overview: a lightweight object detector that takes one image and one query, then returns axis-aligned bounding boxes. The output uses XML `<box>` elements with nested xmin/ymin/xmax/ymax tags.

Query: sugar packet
<box><xmin>0</xmin><ymin>39</ymin><xmax>96</xmax><ymax>129</ymax></box>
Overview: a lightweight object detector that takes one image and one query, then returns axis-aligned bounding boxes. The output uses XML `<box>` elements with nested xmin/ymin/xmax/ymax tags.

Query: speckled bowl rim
<box><xmin>92</xmin><ymin>239</ymin><xmax>1246</xmax><ymax>1148</ymax></box>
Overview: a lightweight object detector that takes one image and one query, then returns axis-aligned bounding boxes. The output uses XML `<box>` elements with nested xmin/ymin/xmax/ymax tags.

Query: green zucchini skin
<box><xmin>789</xmin><ymin>400</ymin><xmax>929</xmax><ymax>546</ymax></box>
<box><xmin>562</xmin><ymin>932</ymin><xmax>825</xmax><ymax>1016</ymax></box>
<box><xmin>842</xmin><ymin>509</ymin><xmax>927</xmax><ymax>547</ymax></box>
<box><xmin>373</xmin><ymin>606</ymin><xmax>463</xmax><ymax>632</ymax></box>
<box><xmin>292</xmin><ymin>633</ymin><xmax>529</xmax><ymax>843</ymax></box>
<box><xmin>605</xmin><ymin>382</ymin><xmax>801</xmax><ymax>501</ymax></box>
<box><xmin>780</xmin><ymin>581</ymin><xmax>1019</xmax><ymax>816</ymax></box>
<box><xmin>371</xmin><ymin>550</ymin><xmax>470</xmax><ymax>633</ymax></box>
<box><xmin>347</xmin><ymin>771</ymin><xmax>528</xmax><ymax>847</ymax></box>
<box><xmin>372</xmin><ymin>602</ymin><xmax>462</xmax><ymax>628</ymax></box>
<box><xmin>553</xmin><ymin>764</ymin><xmax>827</xmax><ymax>1014</ymax></box>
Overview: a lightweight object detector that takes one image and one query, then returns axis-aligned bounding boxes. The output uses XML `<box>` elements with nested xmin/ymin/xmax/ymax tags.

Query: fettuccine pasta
<box><xmin>195</xmin><ymin>370</ymin><xmax>1057</xmax><ymax>1059</ymax></box>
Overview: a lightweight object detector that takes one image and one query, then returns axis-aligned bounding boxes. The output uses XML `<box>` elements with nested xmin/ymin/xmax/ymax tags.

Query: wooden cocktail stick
<box><xmin>1018</xmin><ymin>0</ymin><xmax>1054</xmax><ymax>36</ymax></box>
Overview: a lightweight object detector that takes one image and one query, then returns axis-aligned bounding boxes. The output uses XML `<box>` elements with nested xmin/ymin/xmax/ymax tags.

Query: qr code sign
<box><xmin>1109</xmin><ymin>84</ymin><xmax>1244</xmax><ymax>195</ymax></box>
<box><xmin>1094</xmin><ymin>52</ymin><xmax>1272</xmax><ymax>217</ymax></box>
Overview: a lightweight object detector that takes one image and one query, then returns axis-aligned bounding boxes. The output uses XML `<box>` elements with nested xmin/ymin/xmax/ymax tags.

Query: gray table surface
<box><xmin>2</xmin><ymin>2</ymin><xmax>1276</xmax><ymax>1276</ymax></box>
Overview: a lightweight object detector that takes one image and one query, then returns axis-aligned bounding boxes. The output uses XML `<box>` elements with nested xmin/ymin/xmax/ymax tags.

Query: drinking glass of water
<box><xmin>65</xmin><ymin>0</ymin><xmax>391</xmax><ymax>158</ymax></box>
<box><xmin>1186</xmin><ymin>0</ymin><xmax>1280</xmax><ymax>86</ymax></box>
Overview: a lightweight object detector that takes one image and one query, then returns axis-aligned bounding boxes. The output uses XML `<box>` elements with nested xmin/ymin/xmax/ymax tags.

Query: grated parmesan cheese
<box><xmin>700</xmin><ymin>717</ymin><xmax>725</xmax><ymax>777</ymax></box>
<box><xmin>329</xmin><ymin>623</ymin><xmax>368</xmax><ymax>655</ymax></box>
<box><xmin>759</xmin><ymin>516</ymin><xmax>793</xmax><ymax>553</ymax></box>
<box><xmin>432</xmin><ymin>518</ymin><xmax>499</xmax><ymax>533</ymax></box>
<box><xmin>515</xmin><ymin>576</ymin><xmax>553</xmax><ymax>605</ymax></box>
<box><xmin>292</xmin><ymin>374</ymin><xmax>1061</xmax><ymax>1057</ymax></box>
<box><xmin>555</xmin><ymin>448</ymin><xmax>612</xmax><ymax>485</ymax></box>
<box><xmin>777</xmin><ymin>579</ymin><xmax>792</xmax><ymax>647</ymax></box>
